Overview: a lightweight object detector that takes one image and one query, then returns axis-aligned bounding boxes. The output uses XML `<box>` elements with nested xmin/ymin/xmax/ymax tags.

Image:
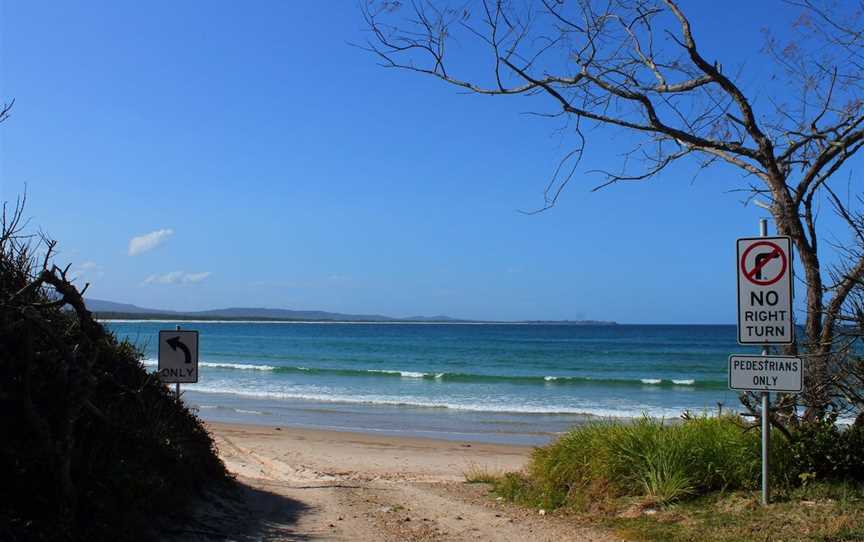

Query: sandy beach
<box><xmin>178</xmin><ymin>422</ymin><xmax>618</xmax><ymax>541</ymax></box>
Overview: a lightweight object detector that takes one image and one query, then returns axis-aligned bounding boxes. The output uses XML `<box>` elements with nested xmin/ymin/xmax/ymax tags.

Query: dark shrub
<box><xmin>788</xmin><ymin>417</ymin><xmax>864</xmax><ymax>483</ymax></box>
<box><xmin>0</xmin><ymin>206</ymin><xmax>228</xmax><ymax>542</ymax></box>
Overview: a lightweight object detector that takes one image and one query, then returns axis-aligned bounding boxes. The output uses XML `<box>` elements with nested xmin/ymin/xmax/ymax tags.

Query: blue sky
<box><xmin>0</xmin><ymin>1</ymin><xmax>857</xmax><ymax>323</ymax></box>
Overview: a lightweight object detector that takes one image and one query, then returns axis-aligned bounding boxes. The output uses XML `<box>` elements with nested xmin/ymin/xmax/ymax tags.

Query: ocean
<box><xmin>106</xmin><ymin>321</ymin><xmax>752</xmax><ymax>444</ymax></box>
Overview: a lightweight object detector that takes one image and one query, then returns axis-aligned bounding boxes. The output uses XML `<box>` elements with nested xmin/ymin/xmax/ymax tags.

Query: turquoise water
<box><xmin>107</xmin><ymin>321</ymin><xmax>752</xmax><ymax>443</ymax></box>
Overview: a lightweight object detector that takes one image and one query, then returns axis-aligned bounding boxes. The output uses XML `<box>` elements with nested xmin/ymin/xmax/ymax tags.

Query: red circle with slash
<box><xmin>740</xmin><ymin>241</ymin><xmax>787</xmax><ymax>286</ymax></box>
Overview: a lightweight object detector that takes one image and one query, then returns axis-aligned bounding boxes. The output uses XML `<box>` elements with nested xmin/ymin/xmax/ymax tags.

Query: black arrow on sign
<box><xmin>753</xmin><ymin>251</ymin><xmax>780</xmax><ymax>280</ymax></box>
<box><xmin>166</xmin><ymin>336</ymin><xmax>192</xmax><ymax>364</ymax></box>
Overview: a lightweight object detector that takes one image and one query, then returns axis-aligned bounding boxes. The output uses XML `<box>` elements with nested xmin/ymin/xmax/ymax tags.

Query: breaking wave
<box><xmin>142</xmin><ymin>359</ymin><xmax>719</xmax><ymax>389</ymax></box>
<box><xmin>185</xmin><ymin>385</ymin><xmax>692</xmax><ymax>417</ymax></box>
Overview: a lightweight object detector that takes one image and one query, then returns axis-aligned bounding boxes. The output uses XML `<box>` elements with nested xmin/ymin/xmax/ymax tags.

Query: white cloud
<box><xmin>128</xmin><ymin>228</ymin><xmax>174</xmax><ymax>256</ymax></box>
<box><xmin>182</xmin><ymin>271</ymin><xmax>212</xmax><ymax>283</ymax></box>
<box><xmin>143</xmin><ymin>271</ymin><xmax>211</xmax><ymax>285</ymax></box>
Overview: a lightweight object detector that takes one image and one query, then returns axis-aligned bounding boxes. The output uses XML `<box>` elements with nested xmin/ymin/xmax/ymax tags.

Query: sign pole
<box><xmin>759</xmin><ymin>218</ymin><xmax>770</xmax><ymax>506</ymax></box>
<box><xmin>733</xmin><ymin>219</ymin><xmax>799</xmax><ymax>506</ymax></box>
<box><xmin>175</xmin><ymin>324</ymin><xmax>182</xmax><ymax>400</ymax></box>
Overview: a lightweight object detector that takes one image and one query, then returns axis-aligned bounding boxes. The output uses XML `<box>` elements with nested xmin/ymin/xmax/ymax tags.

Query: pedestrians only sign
<box><xmin>158</xmin><ymin>329</ymin><xmax>199</xmax><ymax>383</ymax></box>
<box><xmin>737</xmin><ymin>236</ymin><xmax>794</xmax><ymax>344</ymax></box>
<box><xmin>729</xmin><ymin>355</ymin><xmax>803</xmax><ymax>392</ymax></box>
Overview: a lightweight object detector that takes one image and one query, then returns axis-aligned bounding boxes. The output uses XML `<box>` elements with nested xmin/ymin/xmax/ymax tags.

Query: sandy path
<box><xmin>196</xmin><ymin>422</ymin><xmax>618</xmax><ymax>542</ymax></box>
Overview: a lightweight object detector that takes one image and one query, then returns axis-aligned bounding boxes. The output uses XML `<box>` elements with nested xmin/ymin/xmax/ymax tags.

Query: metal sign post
<box><xmin>759</xmin><ymin>218</ymin><xmax>770</xmax><ymax>507</ymax></box>
<box><xmin>732</xmin><ymin>218</ymin><xmax>802</xmax><ymax>506</ymax></box>
<box><xmin>175</xmin><ymin>325</ymin><xmax>181</xmax><ymax>400</ymax></box>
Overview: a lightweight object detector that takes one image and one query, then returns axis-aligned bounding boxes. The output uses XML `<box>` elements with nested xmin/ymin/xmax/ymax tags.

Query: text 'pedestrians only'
<box><xmin>729</xmin><ymin>355</ymin><xmax>803</xmax><ymax>392</ymax></box>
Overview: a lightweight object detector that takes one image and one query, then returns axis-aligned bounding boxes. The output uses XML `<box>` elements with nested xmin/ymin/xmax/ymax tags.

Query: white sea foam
<box><xmin>202</xmin><ymin>362</ymin><xmax>276</xmax><ymax>371</ymax></box>
<box><xmin>640</xmin><ymin>378</ymin><xmax>662</xmax><ymax>385</ymax></box>
<box><xmin>183</xmin><ymin>385</ymin><xmax>691</xmax><ymax>418</ymax></box>
<box><xmin>140</xmin><ymin>358</ymin><xmax>275</xmax><ymax>371</ymax></box>
<box><xmin>366</xmin><ymin>369</ymin><xmax>427</xmax><ymax>378</ymax></box>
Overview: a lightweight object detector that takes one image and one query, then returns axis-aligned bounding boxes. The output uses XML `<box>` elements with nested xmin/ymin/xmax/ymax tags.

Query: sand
<box><xmin>170</xmin><ymin>422</ymin><xmax>619</xmax><ymax>541</ymax></box>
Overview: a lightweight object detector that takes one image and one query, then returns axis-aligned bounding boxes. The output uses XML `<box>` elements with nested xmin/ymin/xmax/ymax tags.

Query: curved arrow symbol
<box><xmin>166</xmin><ymin>336</ymin><xmax>192</xmax><ymax>364</ymax></box>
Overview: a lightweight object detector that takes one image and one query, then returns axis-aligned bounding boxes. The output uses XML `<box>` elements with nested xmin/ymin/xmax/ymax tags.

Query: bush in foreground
<box><xmin>0</xmin><ymin>205</ymin><xmax>228</xmax><ymax>541</ymax></box>
<box><xmin>491</xmin><ymin>415</ymin><xmax>864</xmax><ymax>510</ymax></box>
<box><xmin>788</xmin><ymin>416</ymin><xmax>864</xmax><ymax>484</ymax></box>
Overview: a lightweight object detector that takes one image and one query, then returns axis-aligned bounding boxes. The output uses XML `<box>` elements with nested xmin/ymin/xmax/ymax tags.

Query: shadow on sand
<box><xmin>160</xmin><ymin>480</ymin><xmax>314</xmax><ymax>541</ymax></box>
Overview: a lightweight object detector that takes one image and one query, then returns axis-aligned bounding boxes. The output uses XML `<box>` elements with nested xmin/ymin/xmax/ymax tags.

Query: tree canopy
<box><xmin>362</xmin><ymin>0</ymin><xmax>864</xmax><ymax>423</ymax></box>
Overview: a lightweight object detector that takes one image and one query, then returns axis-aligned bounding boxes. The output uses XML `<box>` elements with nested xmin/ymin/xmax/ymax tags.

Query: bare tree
<box><xmin>0</xmin><ymin>99</ymin><xmax>13</xmax><ymax>125</ymax></box>
<box><xmin>361</xmin><ymin>0</ymin><xmax>864</xmax><ymax>422</ymax></box>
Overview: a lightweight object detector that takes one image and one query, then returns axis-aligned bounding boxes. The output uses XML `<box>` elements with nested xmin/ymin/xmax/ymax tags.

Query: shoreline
<box><xmin>185</xmin><ymin>390</ymin><xmax>592</xmax><ymax>445</ymax></box>
<box><xmin>207</xmin><ymin>420</ymin><xmax>535</xmax><ymax>465</ymax></box>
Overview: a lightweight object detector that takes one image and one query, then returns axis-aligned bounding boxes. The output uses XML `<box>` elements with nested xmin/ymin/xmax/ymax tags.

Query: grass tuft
<box><xmin>463</xmin><ymin>462</ymin><xmax>503</xmax><ymax>484</ymax></box>
<box><xmin>493</xmin><ymin>415</ymin><xmax>785</xmax><ymax>508</ymax></box>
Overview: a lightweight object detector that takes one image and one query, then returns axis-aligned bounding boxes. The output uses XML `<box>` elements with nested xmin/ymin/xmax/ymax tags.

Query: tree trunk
<box><xmin>772</xmin><ymin>182</ymin><xmax>827</xmax><ymax>419</ymax></box>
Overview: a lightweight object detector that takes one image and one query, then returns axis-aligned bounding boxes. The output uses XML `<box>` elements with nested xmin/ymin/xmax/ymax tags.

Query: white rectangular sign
<box><xmin>737</xmin><ymin>236</ymin><xmax>794</xmax><ymax>344</ymax></box>
<box><xmin>158</xmin><ymin>330</ymin><xmax>199</xmax><ymax>383</ymax></box>
<box><xmin>728</xmin><ymin>355</ymin><xmax>802</xmax><ymax>392</ymax></box>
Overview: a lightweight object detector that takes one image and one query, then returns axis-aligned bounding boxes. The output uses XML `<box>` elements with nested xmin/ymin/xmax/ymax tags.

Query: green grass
<box><xmin>471</xmin><ymin>415</ymin><xmax>864</xmax><ymax>541</ymax></box>
<box><xmin>604</xmin><ymin>485</ymin><xmax>864</xmax><ymax>542</ymax></box>
<box><xmin>510</xmin><ymin>415</ymin><xmax>784</xmax><ymax>508</ymax></box>
<box><xmin>462</xmin><ymin>462</ymin><xmax>503</xmax><ymax>484</ymax></box>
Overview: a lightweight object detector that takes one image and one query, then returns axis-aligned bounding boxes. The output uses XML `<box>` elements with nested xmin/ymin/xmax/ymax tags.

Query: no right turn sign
<box><xmin>737</xmin><ymin>236</ymin><xmax>794</xmax><ymax>344</ymax></box>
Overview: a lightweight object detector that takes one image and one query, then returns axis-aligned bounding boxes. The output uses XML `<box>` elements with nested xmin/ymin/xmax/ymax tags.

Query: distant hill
<box><xmin>84</xmin><ymin>298</ymin><xmax>462</xmax><ymax>322</ymax></box>
<box><xmin>84</xmin><ymin>298</ymin><xmax>616</xmax><ymax>324</ymax></box>
<box><xmin>85</xmin><ymin>299</ymin><xmax>171</xmax><ymax>315</ymax></box>
<box><xmin>191</xmin><ymin>307</ymin><xmax>427</xmax><ymax>322</ymax></box>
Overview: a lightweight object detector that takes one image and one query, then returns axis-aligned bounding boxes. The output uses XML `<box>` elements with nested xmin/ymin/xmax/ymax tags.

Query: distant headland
<box><xmin>85</xmin><ymin>298</ymin><xmax>617</xmax><ymax>325</ymax></box>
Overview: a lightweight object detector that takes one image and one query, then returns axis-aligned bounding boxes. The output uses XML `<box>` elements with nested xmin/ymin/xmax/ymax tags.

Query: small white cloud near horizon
<box><xmin>128</xmin><ymin>228</ymin><xmax>174</xmax><ymax>256</ymax></box>
<box><xmin>143</xmin><ymin>271</ymin><xmax>212</xmax><ymax>285</ymax></box>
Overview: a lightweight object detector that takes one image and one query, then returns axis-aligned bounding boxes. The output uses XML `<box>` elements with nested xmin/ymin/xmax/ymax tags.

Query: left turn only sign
<box><xmin>158</xmin><ymin>330</ymin><xmax>199</xmax><ymax>383</ymax></box>
<box><xmin>737</xmin><ymin>237</ymin><xmax>794</xmax><ymax>344</ymax></box>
